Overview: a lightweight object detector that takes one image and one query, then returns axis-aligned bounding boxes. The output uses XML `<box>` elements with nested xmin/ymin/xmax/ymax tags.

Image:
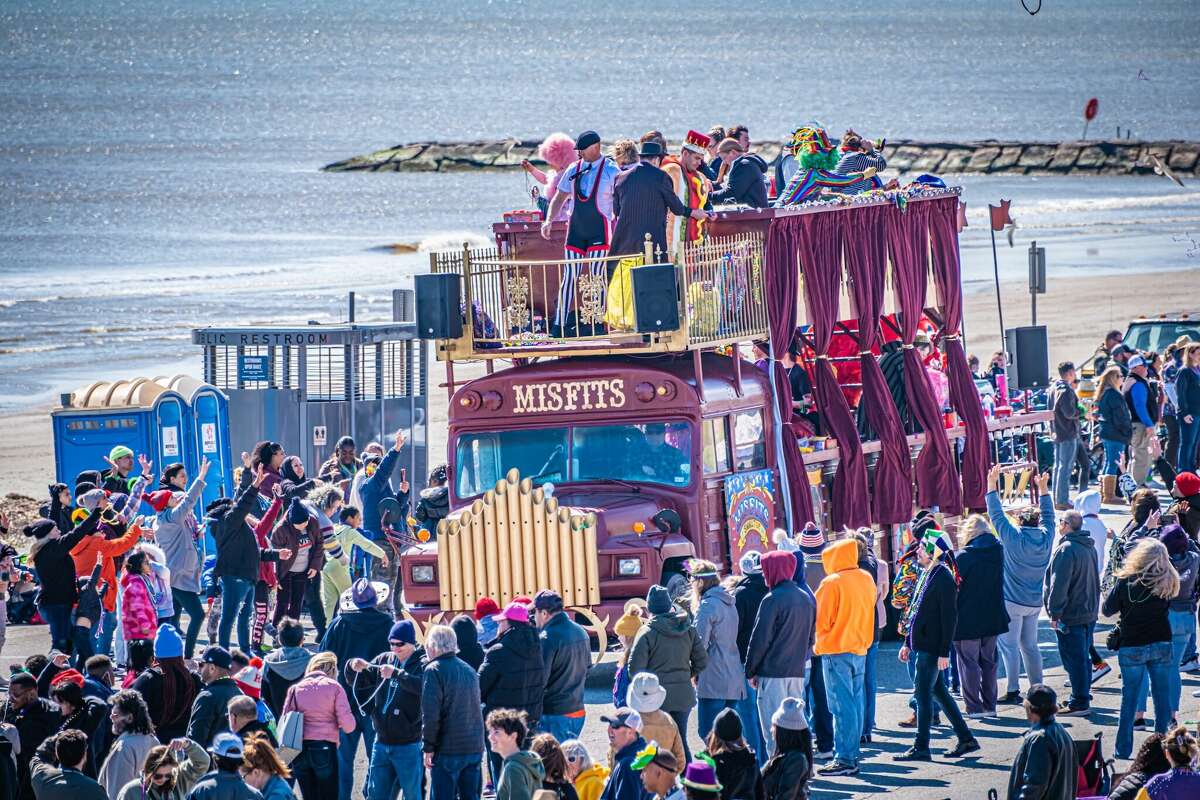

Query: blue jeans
<box><xmin>912</xmin><ymin>651</ymin><xmax>973</xmax><ymax>752</ymax></box>
<box><xmin>218</xmin><ymin>575</ymin><xmax>254</xmax><ymax>651</ymax></box>
<box><xmin>1116</xmin><ymin>642</ymin><xmax>1173</xmax><ymax>758</ymax></box>
<box><xmin>697</xmin><ymin>698</ymin><xmax>738</xmax><ymax>741</ymax></box>
<box><xmin>1053</xmin><ymin>438</ymin><xmax>1078</xmax><ymax>505</ymax></box>
<box><xmin>1102</xmin><ymin>439</ymin><xmax>1125</xmax><ymax>476</ymax></box>
<box><xmin>540</xmin><ymin>713</ymin><xmax>585</xmax><ymax>743</ymax></box>
<box><xmin>93</xmin><ymin>609</ymin><xmax>117</xmax><ymax>656</ymax></box>
<box><xmin>169</xmin><ymin>588</ymin><xmax>205</xmax><ymax>659</ymax></box>
<box><xmin>367</xmin><ymin>740</ymin><xmax>423</xmax><ymax>800</ymax></box>
<box><xmin>735</xmin><ymin>679</ymin><xmax>766</xmax><ymax>766</ymax></box>
<box><xmin>906</xmin><ymin>655</ymin><xmax>945</xmax><ymax>718</ymax></box>
<box><xmin>805</xmin><ymin>656</ymin><xmax>834</xmax><ymax>753</ymax></box>
<box><xmin>1168</xmin><ymin>610</ymin><xmax>1195</xmax><ymax>719</ymax></box>
<box><xmin>37</xmin><ymin>603</ymin><xmax>73</xmax><ymax>653</ymax></box>
<box><xmin>862</xmin><ymin>641</ymin><xmax>878</xmax><ymax>736</ymax></box>
<box><xmin>1179</xmin><ymin>418</ymin><xmax>1200</xmax><ymax>471</ymax></box>
<box><xmin>822</xmin><ymin>653</ymin><xmax>865</xmax><ymax>766</ymax></box>
<box><xmin>1055</xmin><ymin>622</ymin><xmax>1095</xmax><ymax>709</ymax></box>
<box><xmin>340</xmin><ymin>711</ymin><xmax>376</xmax><ymax>800</ymax></box>
<box><xmin>429</xmin><ymin>752</ymin><xmax>481</xmax><ymax>800</ymax></box>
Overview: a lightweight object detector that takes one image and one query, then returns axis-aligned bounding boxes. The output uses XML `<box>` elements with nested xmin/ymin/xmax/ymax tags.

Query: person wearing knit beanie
<box><xmin>145</xmin><ymin>490</ymin><xmax>174</xmax><ymax>514</ymax></box>
<box><xmin>24</xmin><ymin>518</ymin><xmax>57</xmax><ymax>540</ymax></box>
<box><xmin>78</xmin><ymin>489</ymin><xmax>107</xmax><ymax>512</ymax></box>
<box><xmin>646</xmin><ymin>585</ymin><xmax>672</xmax><ymax>615</ymax></box>
<box><xmin>155</xmin><ymin>623</ymin><xmax>184</xmax><ymax>660</ymax></box>
<box><xmin>798</xmin><ymin>522</ymin><xmax>826</xmax><ymax>555</ymax></box>
<box><xmin>286</xmin><ymin>497</ymin><xmax>310</xmax><ymax>526</ymax></box>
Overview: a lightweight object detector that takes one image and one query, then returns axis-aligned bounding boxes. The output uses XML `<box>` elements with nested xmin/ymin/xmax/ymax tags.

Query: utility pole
<box><xmin>1028</xmin><ymin>241</ymin><xmax>1046</xmax><ymax>326</ymax></box>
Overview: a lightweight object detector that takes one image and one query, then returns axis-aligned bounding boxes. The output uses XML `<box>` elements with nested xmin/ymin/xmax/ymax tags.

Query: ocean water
<box><xmin>2</xmin><ymin>0</ymin><xmax>1199</xmax><ymax>410</ymax></box>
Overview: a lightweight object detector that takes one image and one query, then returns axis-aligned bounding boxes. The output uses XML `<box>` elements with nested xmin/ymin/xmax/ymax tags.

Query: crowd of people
<box><xmin>5</xmin><ymin>338</ymin><xmax>1200</xmax><ymax>800</ymax></box>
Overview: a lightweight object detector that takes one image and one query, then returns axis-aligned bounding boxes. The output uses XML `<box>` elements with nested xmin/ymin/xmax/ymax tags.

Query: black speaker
<box><xmin>415</xmin><ymin>273</ymin><xmax>462</xmax><ymax>339</ymax></box>
<box><xmin>631</xmin><ymin>263</ymin><xmax>679</xmax><ymax>333</ymax></box>
<box><xmin>1005</xmin><ymin>325</ymin><xmax>1050</xmax><ymax>390</ymax></box>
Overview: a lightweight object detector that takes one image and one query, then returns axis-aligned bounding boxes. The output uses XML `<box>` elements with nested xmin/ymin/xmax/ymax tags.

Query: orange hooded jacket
<box><xmin>71</xmin><ymin>522</ymin><xmax>143</xmax><ymax>613</ymax></box>
<box><xmin>813</xmin><ymin>538</ymin><xmax>876</xmax><ymax>657</ymax></box>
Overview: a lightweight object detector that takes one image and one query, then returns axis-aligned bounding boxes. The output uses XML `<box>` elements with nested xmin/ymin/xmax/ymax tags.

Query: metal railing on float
<box><xmin>429</xmin><ymin>232</ymin><xmax>768</xmax><ymax>359</ymax></box>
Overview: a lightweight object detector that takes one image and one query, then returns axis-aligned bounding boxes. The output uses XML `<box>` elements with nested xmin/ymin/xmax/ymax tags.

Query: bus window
<box><xmin>702</xmin><ymin>417</ymin><xmax>730</xmax><ymax>475</ymax></box>
<box><xmin>455</xmin><ymin>427</ymin><xmax>568</xmax><ymax>497</ymax></box>
<box><xmin>575</xmin><ymin>421</ymin><xmax>692</xmax><ymax>487</ymax></box>
<box><xmin>733</xmin><ymin>409</ymin><xmax>766</xmax><ymax>470</ymax></box>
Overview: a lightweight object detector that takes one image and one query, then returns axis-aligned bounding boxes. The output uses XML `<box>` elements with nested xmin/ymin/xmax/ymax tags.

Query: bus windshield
<box><xmin>455</xmin><ymin>421</ymin><xmax>692</xmax><ymax>497</ymax></box>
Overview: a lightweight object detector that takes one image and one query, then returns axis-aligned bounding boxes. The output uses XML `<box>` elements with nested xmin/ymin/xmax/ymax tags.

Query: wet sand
<box><xmin>2</xmin><ymin>267</ymin><xmax>1197</xmax><ymax>517</ymax></box>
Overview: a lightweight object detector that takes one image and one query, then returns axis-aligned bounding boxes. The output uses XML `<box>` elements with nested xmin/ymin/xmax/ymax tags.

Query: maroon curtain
<box><xmin>843</xmin><ymin>205</ymin><xmax>913</xmax><ymax>524</ymax></box>
<box><xmin>765</xmin><ymin>219</ymin><xmax>815</xmax><ymax>528</ymax></box>
<box><xmin>929</xmin><ymin>197</ymin><xmax>990</xmax><ymax>509</ymax></box>
<box><xmin>885</xmin><ymin>202</ymin><xmax>962</xmax><ymax>514</ymax></box>
<box><xmin>795</xmin><ymin>212</ymin><xmax>870</xmax><ymax>530</ymax></box>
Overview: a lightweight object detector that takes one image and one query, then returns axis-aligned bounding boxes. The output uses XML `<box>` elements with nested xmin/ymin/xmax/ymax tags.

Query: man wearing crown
<box><xmin>661</xmin><ymin>130</ymin><xmax>713</xmax><ymax>260</ymax></box>
<box><xmin>774</xmin><ymin>126</ymin><xmax>883</xmax><ymax>206</ymax></box>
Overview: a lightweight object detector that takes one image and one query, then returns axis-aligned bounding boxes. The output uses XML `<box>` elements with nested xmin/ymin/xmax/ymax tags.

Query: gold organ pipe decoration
<box><xmin>436</xmin><ymin>469</ymin><xmax>600</xmax><ymax>612</ymax></box>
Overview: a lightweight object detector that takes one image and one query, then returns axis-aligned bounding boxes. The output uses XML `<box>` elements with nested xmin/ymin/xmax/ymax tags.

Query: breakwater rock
<box><xmin>323</xmin><ymin>138</ymin><xmax>1200</xmax><ymax>178</ymax></box>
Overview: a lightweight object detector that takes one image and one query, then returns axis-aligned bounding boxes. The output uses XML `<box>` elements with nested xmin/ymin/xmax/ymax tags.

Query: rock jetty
<box><xmin>323</xmin><ymin>138</ymin><xmax>1199</xmax><ymax>177</ymax></box>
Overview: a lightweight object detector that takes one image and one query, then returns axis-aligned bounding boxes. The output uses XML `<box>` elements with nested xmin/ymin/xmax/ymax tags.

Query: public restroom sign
<box><xmin>723</xmin><ymin>469</ymin><xmax>776</xmax><ymax>571</ymax></box>
<box><xmin>238</xmin><ymin>355</ymin><xmax>270</xmax><ymax>382</ymax></box>
<box><xmin>201</xmin><ymin>423</ymin><xmax>218</xmax><ymax>454</ymax></box>
<box><xmin>162</xmin><ymin>427</ymin><xmax>180</xmax><ymax>457</ymax></box>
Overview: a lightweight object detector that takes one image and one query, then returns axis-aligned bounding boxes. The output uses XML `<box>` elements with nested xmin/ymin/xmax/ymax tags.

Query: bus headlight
<box><xmin>618</xmin><ymin>558</ymin><xmax>642</xmax><ymax>576</ymax></box>
<box><xmin>411</xmin><ymin>565</ymin><xmax>435</xmax><ymax>583</ymax></box>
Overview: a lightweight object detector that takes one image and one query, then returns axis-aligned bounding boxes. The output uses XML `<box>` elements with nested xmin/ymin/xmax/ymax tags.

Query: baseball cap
<box><xmin>492</xmin><ymin>601</ymin><xmax>529</xmax><ymax>624</ymax></box>
<box><xmin>600</xmin><ymin>707</ymin><xmax>644</xmax><ymax>732</ymax></box>
<box><xmin>1127</xmin><ymin>355</ymin><xmax>1146</xmax><ymax>369</ymax></box>
<box><xmin>211</xmin><ymin>732</ymin><xmax>244</xmax><ymax>758</ymax></box>
<box><xmin>200</xmin><ymin>645</ymin><xmax>233</xmax><ymax>670</ymax></box>
<box><xmin>533</xmin><ymin>590</ymin><xmax>564</xmax><ymax>612</ymax></box>
<box><xmin>1025</xmin><ymin>684</ymin><xmax>1058</xmax><ymax>716</ymax></box>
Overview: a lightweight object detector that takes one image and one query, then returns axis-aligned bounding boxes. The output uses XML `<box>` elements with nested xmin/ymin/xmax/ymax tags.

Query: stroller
<box><xmin>985</xmin><ymin>733</ymin><xmax>1113</xmax><ymax>800</ymax></box>
<box><xmin>1075</xmin><ymin>732</ymin><xmax>1114</xmax><ymax>798</ymax></box>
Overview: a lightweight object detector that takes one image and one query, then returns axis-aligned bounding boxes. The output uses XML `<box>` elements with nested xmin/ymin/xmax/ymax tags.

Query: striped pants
<box><xmin>554</xmin><ymin>246</ymin><xmax>609</xmax><ymax>330</ymax></box>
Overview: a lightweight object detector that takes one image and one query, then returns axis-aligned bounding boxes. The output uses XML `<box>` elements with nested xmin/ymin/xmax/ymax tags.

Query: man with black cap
<box><xmin>320</xmin><ymin>578</ymin><xmax>395</xmax><ymax>800</ymax></box>
<box><xmin>187</xmin><ymin>646</ymin><xmax>244</xmax><ymax>747</ymax></box>
<box><xmin>540</xmin><ymin>130</ymin><xmax>621</xmax><ymax>337</ymax></box>
<box><xmin>1006</xmin><ymin>684</ymin><xmax>1078</xmax><ymax>799</ymax></box>
<box><xmin>533</xmin><ymin>589</ymin><xmax>590</xmax><ymax>743</ymax></box>
<box><xmin>347</xmin><ymin>620</ymin><xmax>425</xmax><ymax>800</ymax></box>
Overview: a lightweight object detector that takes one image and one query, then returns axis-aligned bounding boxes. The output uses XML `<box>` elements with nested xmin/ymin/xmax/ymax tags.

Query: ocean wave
<box><xmin>965</xmin><ymin>190</ymin><xmax>1200</xmax><ymax>223</ymax></box>
<box><xmin>417</xmin><ymin>230</ymin><xmax>492</xmax><ymax>252</ymax></box>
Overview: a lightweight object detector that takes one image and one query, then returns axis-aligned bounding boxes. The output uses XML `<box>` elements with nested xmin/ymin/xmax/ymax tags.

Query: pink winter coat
<box><xmin>282</xmin><ymin>672</ymin><xmax>356</xmax><ymax>744</ymax></box>
<box><xmin>120</xmin><ymin>572</ymin><xmax>158</xmax><ymax>640</ymax></box>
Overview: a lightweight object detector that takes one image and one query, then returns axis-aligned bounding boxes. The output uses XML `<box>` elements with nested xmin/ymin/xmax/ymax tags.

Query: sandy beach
<box><xmin>1</xmin><ymin>267</ymin><xmax>1193</xmax><ymax>521</ymax></box>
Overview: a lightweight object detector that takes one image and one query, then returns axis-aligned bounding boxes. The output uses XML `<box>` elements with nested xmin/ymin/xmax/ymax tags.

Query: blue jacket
<box><xmin>360</xmin><ymin>449</ymin><xmax>401</xmax><ymax>538</ymax></box>
<box><xmin>599</xmin><ymin>736</ymin><xmax>651</xmax><ymax>800</ymax></box>
<box><xmin>986</xmin><ymin>491</ymin><xmax>1055</xmax><ymax>608</ymax></box>
<box><xmin>1098</xmin><ymin>386</ymin><xmax>1133</xmax><ymax>444</ymax></box>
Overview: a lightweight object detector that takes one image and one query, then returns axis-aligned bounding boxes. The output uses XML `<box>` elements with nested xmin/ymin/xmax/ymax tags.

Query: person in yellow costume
<box><xmin>320</xmin><ymin>505</ymin><xmax>387</xmax><ymax>620</ymax></box>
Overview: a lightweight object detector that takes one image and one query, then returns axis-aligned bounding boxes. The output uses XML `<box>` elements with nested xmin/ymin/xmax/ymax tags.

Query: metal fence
<box><xmin>429</xmin><ymin>231</ymin><xmax>767</xmax><ymax>354</ymax></box>
<box><xmin>680</xmin><ymin>231</ymin><xmax>768</xmax><ymax>348</ymax></box>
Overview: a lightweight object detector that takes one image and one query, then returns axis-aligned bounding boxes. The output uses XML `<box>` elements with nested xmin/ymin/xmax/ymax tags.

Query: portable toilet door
<box><xmin>189</xmin><ymin>385</ymin><xmax>234</xmax><ymax>507</ymax></box>
<box><xmin>151</xmin><ymin>392</ymin><xmax>191</xmax><ymax>496</ymax></box>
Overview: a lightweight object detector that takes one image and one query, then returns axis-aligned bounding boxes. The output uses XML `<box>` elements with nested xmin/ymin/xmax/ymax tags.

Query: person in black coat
<box><xmin>709</xmin><ymin>139</ymin><xmax>769</xmax><ymax>208</ymax></box>
<box><xmin>207</xmin><ymin>465</ymin><xmax>287</xmax><ymax>652</ymax></box>
<box><xmin>478</xmin><ymin>604</ymin><xmax>546</xmax><ymax>780</ymax></box>
<box><xmin>1006</xmin><ymin>685</ymin><xmax>1078</xmax><ymax>800</ymax></box>
<box><xmin>608</xmin><ymin>142</ymin><xmax>708</xmax><ymax>260</ymax></box>
<box><xmin>895</xmin><ymin>532</ymin><xmax>979</xmax><ymax>761</ymax></box>
<box><xmin>451</xmin><ymin>614</ymin><xmax>485</xmax><ymax>671</ymax></box>
<box><xmin>731</xmin><ymin>555</ymin><xmax>768</xmax><ymax>663</ymax></box>
<box><xmin>3</xmin><ymin>671</ymin><xmax>64</xmax><ymax>800</ymax></box>
<box><xmin>25</xmin><ymin>510</ymin><xmax>101</xmax><ymax>653</ymax></box>
<box><xmin>952</xmin><ymin>519</ymin><xmax>1010</xmax><ymax>717</ymax></box>
<box><xmin>48</xmin><ymin>676</ymin><xmax>109</xmax><ymax>777</ymax></box>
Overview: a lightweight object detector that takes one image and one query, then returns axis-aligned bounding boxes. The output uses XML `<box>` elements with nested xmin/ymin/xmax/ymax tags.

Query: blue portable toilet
<box><xmin>161</xmin><ymin>375</ymin><xmax>234</xmax><ymax>509</ymax></box>
<box><xmin>52</xmin><ymin>376</ymin><xmax>233</xmax><ymax>506</ymax></box>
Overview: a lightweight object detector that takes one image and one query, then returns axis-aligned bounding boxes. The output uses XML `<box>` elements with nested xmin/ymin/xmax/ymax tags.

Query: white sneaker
<box><xmin>814</xmin><ymin>750</ymin><xmax>834</xmax><ymax>761</ymax></box>
<box><xmin>1181</xmin><ymin>656</ymin><xmax>1199</xmax><ymax>673</ymax></box>
<box><xmin>967</xmin><ymin>711</ymin><xmax>991</xmax><ymax>719</ymax></box>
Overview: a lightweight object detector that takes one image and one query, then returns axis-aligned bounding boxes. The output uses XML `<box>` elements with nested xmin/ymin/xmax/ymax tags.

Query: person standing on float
<box><xmin>540</xmin><ymin>130</ymin><xmax>619</xmax><ymax>336</ymax></box>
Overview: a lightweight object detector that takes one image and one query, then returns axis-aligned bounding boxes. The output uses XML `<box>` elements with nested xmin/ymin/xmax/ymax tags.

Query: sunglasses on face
<box><xmin>151</xmin><ymin>771</ymin><xmax>173</xmax><ymax>783</ymax></box>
